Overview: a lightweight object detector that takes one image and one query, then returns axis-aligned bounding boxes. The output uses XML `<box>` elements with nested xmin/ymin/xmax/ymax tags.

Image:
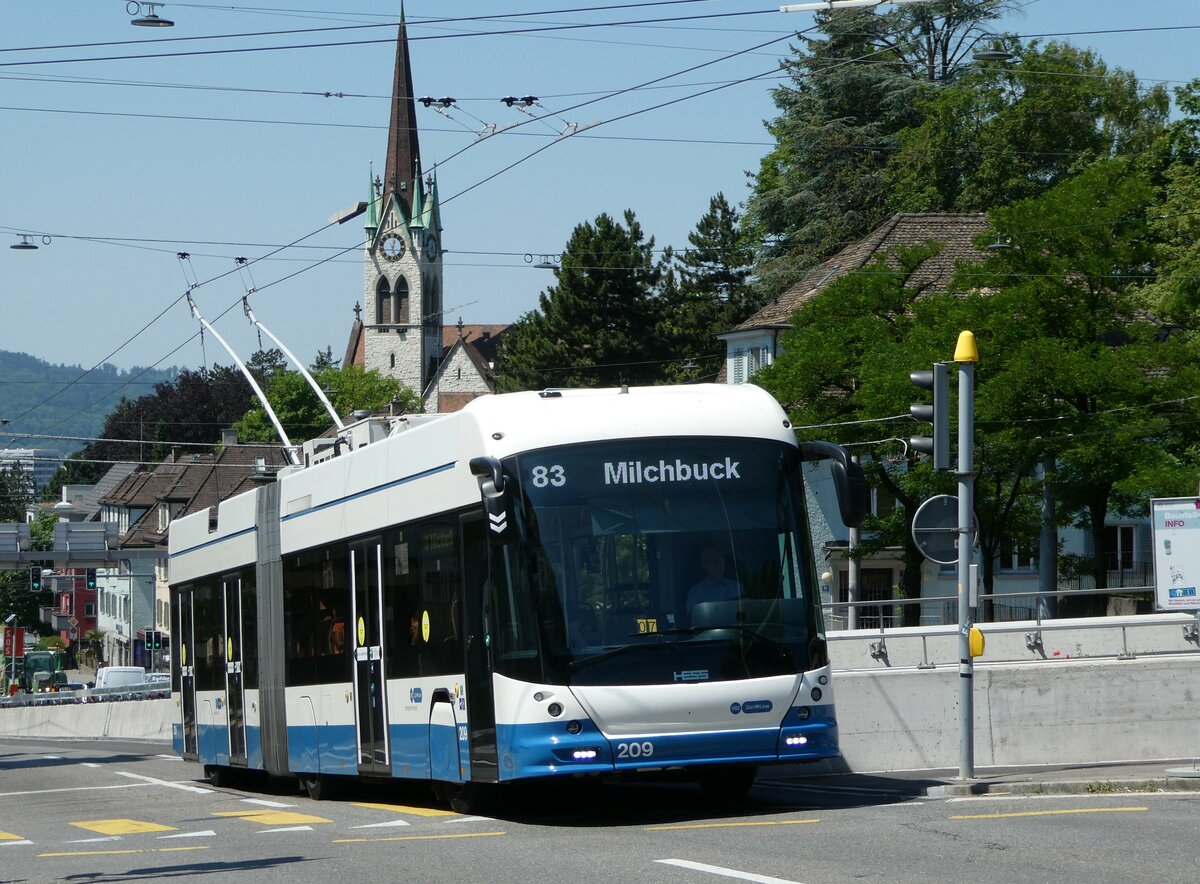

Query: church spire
<box><xmin>383</xmin><ymin>4</ymin><xmax>421</xmax><ymax>221</ymax></box>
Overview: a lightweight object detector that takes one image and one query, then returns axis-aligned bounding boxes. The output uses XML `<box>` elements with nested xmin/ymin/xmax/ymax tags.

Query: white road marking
<box><xmin>67</xmin><ymin>837</ymin><xmax>122</xmax><ymax>844</ymax></box>
<box><xmin>657</xmin><ymin>859</ymin><xmax>805</xmax><ymax>884</ymax></box>
<box><xmin>351</xmin><ymin>819</ymin><xmax>412</xmax><ymax>829</ymax></box>
<box><xmin>442</xmin><ymin>815</ymin><xmax>492</xmax><ymax>824</ymax></box>
<box><xmin>241</xmin><ymin>799</ymin><xmax>295</xmax><ymax>808</ymax></box>
<box><xmin>81</xmin><ymin>763</ymin><xmax>101</xmax><ymax>769</ymax></box>
<box><xmin>157</xmin><ymin>755</ymin><xmax>183</xmax><ymax>761</ymax></box>
<box><xmin>260</xmin><ymin>826</ymin><xmax>314</xmax><ymax>833</ymax></box>
<box><xmin>0</xmin><ymin>784</ymin><xmax>142</xmax><ymax>798</ymax></box>
<box><xmin>159</xmin><ymin>831</ymin><xmax>216</xmax><ymax>839</ymax></box>
<box><xmin>42</xmin><ymin>756</ymin><xmax>63</xmax><ymax>760</ymax></box>
<box><xmin>115</xmin><ymin>772</ymin><xmax>212</xmax><ymax>794</ymax></box>
<box><xmin>0</xmin><ymin>840</ymin><xmax>33</xmax><ymax>847</ymax></box>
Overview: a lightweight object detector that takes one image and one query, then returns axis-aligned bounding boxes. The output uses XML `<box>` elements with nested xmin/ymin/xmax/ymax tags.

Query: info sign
<box><xmin>1150</xmin><ymin>497</ymin><xmax>1200</xmax><ymax>611</ymax></box>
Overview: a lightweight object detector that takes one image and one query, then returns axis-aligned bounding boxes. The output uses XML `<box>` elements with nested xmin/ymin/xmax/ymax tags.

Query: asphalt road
<box><xmin>1</xmin><ymin>736</ymin><xmax>1197</xmax><ymax>884</ymax></box>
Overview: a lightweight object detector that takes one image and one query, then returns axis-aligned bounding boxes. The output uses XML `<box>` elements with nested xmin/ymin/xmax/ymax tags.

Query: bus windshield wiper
<box><xmin>568</xmin><ymin>643</ymin><xmax>640</xmax><ymax>672</ymax></box>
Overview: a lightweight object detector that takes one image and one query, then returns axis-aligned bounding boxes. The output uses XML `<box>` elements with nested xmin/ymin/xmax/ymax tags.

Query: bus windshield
<box><xmin>494</xmin><ymin>437</ymin><xmax>825</xmax><ymax>687</ymax></box>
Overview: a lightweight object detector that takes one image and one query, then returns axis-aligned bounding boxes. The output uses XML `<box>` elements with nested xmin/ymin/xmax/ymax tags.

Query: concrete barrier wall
<box><xmin>2</xmin><ymin>654</ymin><xmax>1198</xmax><ymax>772</ymax></box>
<box><xmin>834</xmin><ymin>655</ymin><xmax>1200</xmax><ymax>771</ymax></box>
<box><xmin>0</xmin><ymin>698</ymin><xmax>174</xmax><ymax>741</ymax></box>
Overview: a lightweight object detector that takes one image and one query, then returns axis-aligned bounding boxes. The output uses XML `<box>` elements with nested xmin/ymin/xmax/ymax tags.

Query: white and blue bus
<box><xmin>168</xmin><ymin>384</ymin><xmax>865</xmax><ymax>808</ymax></box>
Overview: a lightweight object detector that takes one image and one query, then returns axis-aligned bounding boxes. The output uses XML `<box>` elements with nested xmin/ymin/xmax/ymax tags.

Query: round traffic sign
<box><xmin>912</xmin><ymin>494</ymin><xmax>962</xmax><ymax>565</ymax></box>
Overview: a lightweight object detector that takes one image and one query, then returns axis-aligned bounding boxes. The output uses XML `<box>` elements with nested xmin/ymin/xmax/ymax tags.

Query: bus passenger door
<box><xmin>461</xmin><ymin>516</ymin><xmax>498</xmax><ymax>782</ymax></box>
<box><xmin>351</xmin><ymin>540</ymin><xmax>390</xmax><ymax>773</ymax></box>
<box><xmin>176</xmin><ymin>586</ymin><xmax>198</xmax><ymax>760</ymax></box>
<box><xmin>222</xmin><ymin>575</ymin><xmax>247</xmax><ymax>766</ymax></box>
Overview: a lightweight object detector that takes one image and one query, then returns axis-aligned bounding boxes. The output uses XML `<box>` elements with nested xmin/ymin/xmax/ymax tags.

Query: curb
<box><xmin>927</xmin><ymin>777</ymin><xmax>1200</xmax><ymax>798</ymax></box>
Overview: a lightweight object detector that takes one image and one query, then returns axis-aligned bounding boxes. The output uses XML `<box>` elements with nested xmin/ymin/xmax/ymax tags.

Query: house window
<box><xmin>999</xmin><ymin>536</ymin><xmax>1037</xmax><ymax>572</ymax></box>
<box><xmin>157</xmin><ymin>502</ymin><xmax>169</xmax><ymax>532</ymax></box>
<box><xmin>389</xmin><ymin>353</ymin><xmax>396</xmax><ymax>370</ymax></box>
<box><xmin>1104</xmin><ymin>525</ymin><xmax>1135</xmax><ymax>572</ymax></box>
<box><xmin>871</xmin><ymin>486</ymin><xmax>895</xmax><ymax>519</ymax></box>
<box><xmin>85</xmin><ymin>603</ymin><xmax>96</xmax><ymax>617</ymax></box>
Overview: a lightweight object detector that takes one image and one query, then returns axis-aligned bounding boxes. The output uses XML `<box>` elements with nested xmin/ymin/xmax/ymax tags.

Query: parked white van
<box><xmin>93</xmin><ymin>666</ymin><xmax>146</xmax><ymax>690</ymax></box>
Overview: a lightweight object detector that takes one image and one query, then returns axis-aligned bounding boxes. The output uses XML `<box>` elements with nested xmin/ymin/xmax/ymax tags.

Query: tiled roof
<box><xmin>732</xmin><ymin>213</ymin><xmax>992</xmax><ymax>332</ymax></box>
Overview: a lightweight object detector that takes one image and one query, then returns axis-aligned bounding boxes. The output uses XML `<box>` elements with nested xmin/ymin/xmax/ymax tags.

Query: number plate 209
<box><xmin>615</xmin><ymin>741</ymin><xmax>654</xmax><ymax>759</ymax></box>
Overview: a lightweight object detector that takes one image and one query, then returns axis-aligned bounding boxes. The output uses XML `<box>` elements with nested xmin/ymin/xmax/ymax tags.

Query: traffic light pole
<box><xmin>955</xmin><ymin>331</ymin><xmax>978</xmax><ymax>780</ymax></box>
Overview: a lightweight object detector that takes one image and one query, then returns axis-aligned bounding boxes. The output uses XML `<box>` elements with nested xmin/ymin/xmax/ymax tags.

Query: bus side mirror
<box><xmin>797</xmin><ymin>440</ymin><xmax>868</xmax><ymax>529</ymax></box>
<box><xmin>469</xmin><ymin>456</ymin><xmax>517</xmax><ymax>545</ymax></box>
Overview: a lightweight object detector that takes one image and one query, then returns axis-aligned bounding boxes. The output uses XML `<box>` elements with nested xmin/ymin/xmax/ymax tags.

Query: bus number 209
<box><xmin>616</xmin><ymin>741</ymin><xmax>654</xmax><ymax>759</ymax></box>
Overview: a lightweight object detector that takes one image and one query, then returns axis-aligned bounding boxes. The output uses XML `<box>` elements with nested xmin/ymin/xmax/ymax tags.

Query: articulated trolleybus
<box><xmin>169</xmin><ymin>384</ymin><xmax>865</xmax><ymax>806</ymax></box>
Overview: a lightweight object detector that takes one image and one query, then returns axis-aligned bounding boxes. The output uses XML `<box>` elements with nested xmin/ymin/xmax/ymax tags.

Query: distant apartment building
<box><xmin>0</xmin><ymin>448</ymin><xmax>60</xmax><ymax>495</ymax></box>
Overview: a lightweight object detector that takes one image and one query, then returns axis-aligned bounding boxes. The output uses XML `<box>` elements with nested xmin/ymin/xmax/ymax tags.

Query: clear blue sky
<box><xmin>1</xmin><ymin>1</ymin><xmax>1197</xmax><ymax>388</ymax></box>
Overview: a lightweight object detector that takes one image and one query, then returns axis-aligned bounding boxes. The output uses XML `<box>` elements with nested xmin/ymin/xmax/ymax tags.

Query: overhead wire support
<box><xmin>241</xmin><ymin>293</ymin><xmax>345</xmax><ymax>433</ymax></box>
<box><xmin>185</xmin><ymin>291</ymin><xmax>300</xmax><ymax>466</ymax></box>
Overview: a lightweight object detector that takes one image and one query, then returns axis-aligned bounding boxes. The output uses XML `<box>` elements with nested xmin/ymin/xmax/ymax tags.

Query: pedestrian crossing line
<box><xmin>212</xmin><ymin>810</ymin><xmax>333</xmax><ymax>826</ymax></box>
<box><xmin>70</xmin><ymin>819</ymin><xmax>178</xmax><ymax>836</ymax></box>
<box><xmin>332</xmin><ymin>831</ymin><xmax>506</xmax><ymax>844</ymax></box>
<box><xmin>352</xmin><ymin>802</ymin><xmax>457</xmax><ymax>818</ymax></box>
<box><xmin>951</xmin><ymin>806</ymin><xmax>1149</xmax><ymax>821</ymax></box>
<box><xmin>39</xmin><ymin>846</ymin><xmax>209</xmax><ymax>859</ymax></box>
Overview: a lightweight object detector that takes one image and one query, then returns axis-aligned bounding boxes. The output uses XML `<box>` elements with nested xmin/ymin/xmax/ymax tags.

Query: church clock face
<box><xmin>382</xmin><ymin>233</ymin><xmax>405</xmax><ymax>262</ymax></box>
<box><xmin>425</xmin><ymin>235</ymin><xmax>438</xmax><ymax>260</ymax></box>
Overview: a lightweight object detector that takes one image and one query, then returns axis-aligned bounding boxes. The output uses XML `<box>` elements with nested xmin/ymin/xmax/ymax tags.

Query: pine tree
<box><xmin>496</xmin><ymin>210</ymin><xmax>669</xmax><ymax>391</ymax></box>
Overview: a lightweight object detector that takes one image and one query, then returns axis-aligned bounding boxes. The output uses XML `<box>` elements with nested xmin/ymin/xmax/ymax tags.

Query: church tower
<box><xmin>360</xmin><ymin>8</ymin><xmax>443</xmax><ymax>398</ymax></box>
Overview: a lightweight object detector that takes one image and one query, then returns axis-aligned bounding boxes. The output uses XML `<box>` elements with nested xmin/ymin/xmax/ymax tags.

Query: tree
<box><xmin>659</xmin><ymin>193</ymin><xmax>759</xmax><ymax>382</ymax></box>
<box><xmin>234</xmin><ymin>364</ymin><xmax>419</xmax><ymax>444</ymax></box>
<box><xmin>44</xmin><ymin>364</ymin><xmax>256</xmax><ymax>494</ymax></box>
<box><xmin>752</xmin><ymin>242</ymin><xmax>952</xmax><ymax>625</ymax></box>
<box><xmin>887</xmin><ymin>42</ymin><xmax>1169</xmax><ymax>214</ymax></box>
<box><xmin>496</xmin><ymin>210</ymin><xmax>671</xmax><ymax>391</ymax></box>
<box><xmin>744</xmin><ymin>1</ymin><xmax>1010</xmax><ymax>299</ymax></box>
<box><xmin>960</xmin><ymin>159</ymin><xmax>1200</xmax><ymax>613</ymax></box>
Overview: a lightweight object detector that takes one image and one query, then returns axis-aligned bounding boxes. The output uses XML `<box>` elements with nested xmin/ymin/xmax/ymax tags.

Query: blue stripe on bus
<box><xmin>168</xmin><ymin>525</ymin><xmax>257</xmax><ymax>559</ymax></box>
<box><xmin>280</xmin><ymin>461</ymin><xmax>457</xmax><ymax>523</ymax></box>
<box><xmin>191</xmin><ymin>707</ymin><xmax>838</xmax><ymax>783</ymax></box>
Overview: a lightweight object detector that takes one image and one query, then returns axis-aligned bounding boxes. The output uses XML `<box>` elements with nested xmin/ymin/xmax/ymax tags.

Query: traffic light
<box><xmin>910</xmin><ymin>363</ymin><xmax>951</xmax><ymax>471</ymax></box>
<box><xmin>30</xmin><ymin>565</ymin><xmax>41</xmax><ymax>591</ymax></box>
<box><xmin>85</xmin><ymin>568</ymin><xmax>97</xmax><ymax>590</ymax></box>
<box><xmin>152</xmin><ymin>631</ymin><xmax>162</xmax><ymax>651</ymax></box>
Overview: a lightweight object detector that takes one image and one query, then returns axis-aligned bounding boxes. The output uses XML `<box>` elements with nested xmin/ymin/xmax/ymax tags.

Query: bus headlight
<box><xmin>785</xmin><ymin>735</ymin><xmax>808</xmax><ymax>746</ymax></box>
<box><xmin>796</xmin><ymin>706</ymin><xmax>811</xmax><ymax>720</ymax></box>
<box><xmin>566</xmin><ymin>720</ymin><xmax>582</xmax><ymax>735</ymax></box>
<box><xmin>547</xmin><ymin>702</ymin><xmax>563</xmax><ymax>718</ymax></box>
<box><xmin>810</xmin><ymin>688</ymin><xmax>822</xmax><ymax>702</ymax></box>
<box><xmin>572</xmin><ymin>749</ymin><xmax>598</xmax><ymax>760</ymax></box>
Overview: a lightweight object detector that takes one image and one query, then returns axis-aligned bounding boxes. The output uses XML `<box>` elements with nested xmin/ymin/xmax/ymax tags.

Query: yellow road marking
<box><xmin>333</xmin><ymin>831</ymin><xmax>505</xmax><ymax>843</ymax></box>
<box><xmin>352</xmin><ymin>802</ymin><xmax>458</xmax><ymax>817</ymax></box>
<box><xmin>646</xmin><ymin>819</ymin><xmax>821</xmax><ymax>831</ymax></box>
<box><xmin>952</xmin><ymin>807</ymin><xmax>1149</xmax><ymax>820</ymax></box>
<box><xmin>39</xmin><ymin>846</ymin><xmax>208</xmax><ymax>858</ymax></box>
<box><xmin>211</xmin><ymin>810</ymin><xmax>332</xmax><ymax>825</ymax></box>
<box><xmin>70</xmin><ymin>819</ymin><xmax>178</xmax><ymax>835</ymax></box>
<box><xmin>0</xmin><ymin>831</ymin><xmax>24</xmax><ymax>841</ymax></box>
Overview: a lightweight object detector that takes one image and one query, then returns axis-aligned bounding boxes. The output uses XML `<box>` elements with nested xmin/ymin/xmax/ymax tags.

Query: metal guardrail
<box><xmin>827</xmin><ymin>610</ymin><xmax>1200</xmax><ymax>670</ymax></box>
<box><xmin>0</xmin><ymin>684</ymin><xmax>170</xmax><ymax>708</ymax></box>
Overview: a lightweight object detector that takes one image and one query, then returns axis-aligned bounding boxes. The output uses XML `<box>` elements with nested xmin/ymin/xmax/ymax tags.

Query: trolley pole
<box><xmin>955</xmin><ymin>331</ymin><xmax>978</xmax><ymax>780</ymax></box>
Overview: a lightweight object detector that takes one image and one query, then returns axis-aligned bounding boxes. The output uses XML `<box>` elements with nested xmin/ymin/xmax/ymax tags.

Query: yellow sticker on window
<box><xmin>421</xmin><ymin>610</ymin><xmax>431</xmax><ymax>643</ymax></box>
<box><xmin>357</xmin><ymin>616</ymin><xmax>366</xmax><ymax>647</ymax></box>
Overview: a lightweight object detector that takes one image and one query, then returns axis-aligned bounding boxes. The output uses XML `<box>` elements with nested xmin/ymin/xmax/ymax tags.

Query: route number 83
<box><xmin>616</xmin><ymin>741</ymin><xmax>654</xmax><ymax>759</ymax></box>
<box><xmin>530</xmin><ymin>465</ymin><xmax>566</xmax><ymax>488</ymax></box>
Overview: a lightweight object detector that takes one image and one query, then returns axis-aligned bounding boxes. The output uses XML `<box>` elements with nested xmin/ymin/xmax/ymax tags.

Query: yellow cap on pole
<box><xmin>954</xmin><ymin>330</ymin><xmax>978</xmax><ymax>363</ymax></box>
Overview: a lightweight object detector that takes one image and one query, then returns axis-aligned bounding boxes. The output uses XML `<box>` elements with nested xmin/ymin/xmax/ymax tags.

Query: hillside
<box><xmin>0</xmin><ymin>350</ymin><xmax>178</xmax><ymax>459</ymax></box>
